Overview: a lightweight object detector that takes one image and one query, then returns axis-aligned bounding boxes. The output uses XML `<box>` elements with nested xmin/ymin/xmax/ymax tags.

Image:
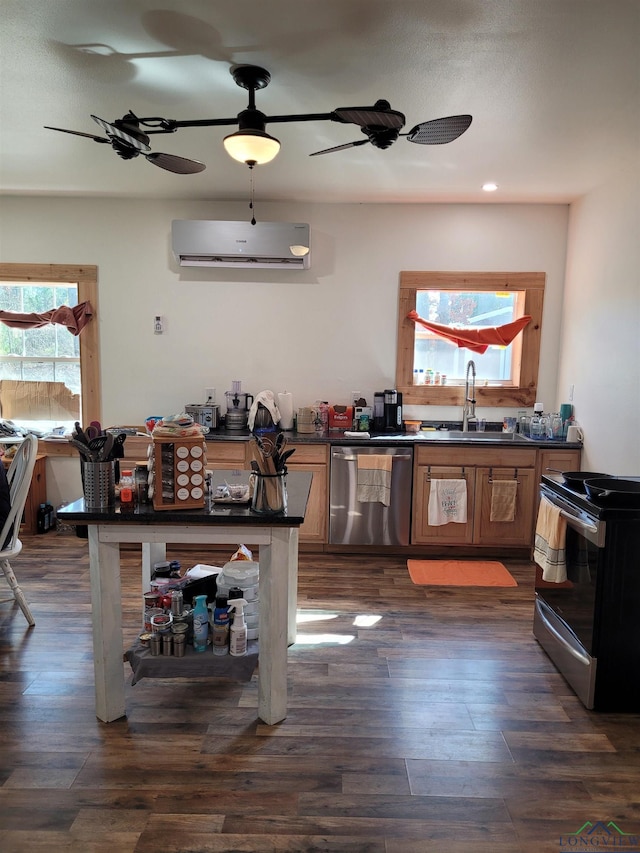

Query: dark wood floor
<box><xmin>1</xmin><ymin>531</ymin><xmax>640</xmax><ymax>852</ymax></box>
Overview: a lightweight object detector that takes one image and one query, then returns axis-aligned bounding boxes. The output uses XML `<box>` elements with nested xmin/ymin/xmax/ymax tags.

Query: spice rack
<box><xmin>152</xmin><ymin>435</ymin><xmax>207</xmax><ymax>511</ymax></box>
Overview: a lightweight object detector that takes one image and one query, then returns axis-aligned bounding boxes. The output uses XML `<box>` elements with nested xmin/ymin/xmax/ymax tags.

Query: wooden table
<box><xmin>58</xmin><ymin>470</ymin><xmax>312</xmax><ymax>725</ymax></box>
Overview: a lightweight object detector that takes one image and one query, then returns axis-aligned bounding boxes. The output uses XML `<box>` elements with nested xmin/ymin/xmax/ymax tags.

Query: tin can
<box><xmin>173</xmin><ymin>633</ymin><xmax>186</xmax><ymax>657</ymax></box>
<box><xmin>171</xmin><ymin>590</ymin><xmax>184</xmax><ymax>617</ymax></box>
<box><xmin>162</xmin><ymin>633</ymin><xmax>173</xmax><ymax>656</ymax></box>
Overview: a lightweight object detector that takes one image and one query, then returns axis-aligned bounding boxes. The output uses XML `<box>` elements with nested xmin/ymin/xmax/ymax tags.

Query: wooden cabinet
<box><xmin>537</xmin><ymin>448</ymin><xmax>581</xmax><ymax>484</ymax></box>
<box><xmin>282</xmin><ymin>443</ymin><xmax>328</xmax><ymax>543</ymax></box>
<box><xmin>205</xmin><ymin>440</ymin><xmax>248</xmax><ymax>471</ymax></box>
<box><xmin>412</xmin><ymin>445</ymin><xmax>537</xmax><ymax>548</ymax></box>
<box><xmin>474</xmin><ymin>466</ymin><xmax>536</xmax><ymax>546</ymax></box>
<box><xmin>413</xmin><ymin>465</ymin><xmax>475</xmax><ymax>545</ymax></box>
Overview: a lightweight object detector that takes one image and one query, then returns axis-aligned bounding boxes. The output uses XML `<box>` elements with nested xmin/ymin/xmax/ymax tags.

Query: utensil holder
<box><xmin>82</xmin><ymin>460</ymin><xmax>116</xmax><ymax>509</ymax></box>
<box><xmin>251</xmin><ymin>471</ymin><xmax>287</xmax><ymax>515</ymax></box>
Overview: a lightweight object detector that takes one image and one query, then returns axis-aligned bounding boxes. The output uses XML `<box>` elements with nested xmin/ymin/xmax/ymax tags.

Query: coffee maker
<box><xmin>383</xmin><ymin>389</ymin><xmax>403</xmax><ymax>431</ymax></box>
<box><xmin>224</xmin><ymin>380</ymin><xmax>254</xmax><ymax>431</ymax></box>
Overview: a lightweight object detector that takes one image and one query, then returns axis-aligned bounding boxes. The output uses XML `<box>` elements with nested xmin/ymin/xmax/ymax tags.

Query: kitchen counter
<box><xmin>204</xmin><ymin>427</ymin><xmax>581</xmax><ymax>449</ymax></box>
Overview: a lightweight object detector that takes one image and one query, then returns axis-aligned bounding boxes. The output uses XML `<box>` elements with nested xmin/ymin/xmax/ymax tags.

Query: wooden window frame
<box><xmin>0</xmin><ymin>263</ymin><xmax>101</xmax><ymax>426</ymax></box>
<box><xmin>396</xmin><ymin>271</ymin><xmax>545</xmax><ymax>408</ymax></box>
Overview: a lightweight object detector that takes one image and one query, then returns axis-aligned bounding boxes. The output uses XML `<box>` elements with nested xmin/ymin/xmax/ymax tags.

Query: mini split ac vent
<box><xmin>171</xmin><ymin>220</ymin><xmax>311</xmax><ymax>269</ymax></box>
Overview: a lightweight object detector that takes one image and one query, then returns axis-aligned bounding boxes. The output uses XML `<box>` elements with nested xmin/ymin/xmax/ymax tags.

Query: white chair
<box><xmin>0</xmin><ymin>434</ymin><xmax>39</xmax><ymax>626</ymax></box>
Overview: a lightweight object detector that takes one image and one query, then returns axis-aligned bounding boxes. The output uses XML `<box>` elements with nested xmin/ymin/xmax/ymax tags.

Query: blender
<box><xmin>224</xmin><ymin>381</ymin><xmax>254</xmax><ymax>430</ymax></box>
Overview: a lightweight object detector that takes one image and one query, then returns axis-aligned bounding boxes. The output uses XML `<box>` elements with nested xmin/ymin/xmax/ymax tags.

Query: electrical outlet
<box><xmin>569</xmin><ymin>384</ymin><xmax>574</xmax><ymax>401</ymax></box>
<box><xmin>154</xmin><ymin>315</ymin><xmax>163</xmax><ymax>335</ymax></box>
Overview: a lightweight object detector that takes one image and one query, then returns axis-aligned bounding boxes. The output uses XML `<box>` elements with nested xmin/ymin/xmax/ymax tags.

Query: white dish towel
<box><xmin>428</xmin><ymin>479</ymin><xmax>468</xmax><ymax>526</ymax></box>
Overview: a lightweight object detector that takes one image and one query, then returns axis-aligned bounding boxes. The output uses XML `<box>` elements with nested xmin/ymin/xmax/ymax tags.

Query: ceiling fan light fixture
<box><xmin>223</xmin><ymin>129</ymin><xmax>280</xmax><ymax>165</ymax></box>
<box><xmin>289</xmin><ymin>244</ymin><xmax>310</xmax><ymax>257</ymax></box>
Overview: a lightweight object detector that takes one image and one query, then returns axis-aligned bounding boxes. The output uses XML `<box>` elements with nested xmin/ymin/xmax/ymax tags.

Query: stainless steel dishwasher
<box><xmin>329</xmin><ymin>446</ymin><xmax>413</xmax><ymax>546</ymax></box>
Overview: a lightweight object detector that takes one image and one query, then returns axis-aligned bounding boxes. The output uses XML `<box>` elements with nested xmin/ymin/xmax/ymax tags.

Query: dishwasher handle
<box><xmin>333</xmin><ymin>452</ymin><xmax>413</xmax><ymax>462</ymax></box>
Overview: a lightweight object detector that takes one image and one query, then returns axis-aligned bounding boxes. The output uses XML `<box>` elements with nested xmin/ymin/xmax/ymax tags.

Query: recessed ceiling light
<box><xmin>482</xmin><ymin>182</ymin><xmax>498</xmax><ymax>192</ymax></box>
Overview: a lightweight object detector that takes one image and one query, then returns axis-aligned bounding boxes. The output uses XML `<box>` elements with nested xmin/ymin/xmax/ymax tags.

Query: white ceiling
<box><xmin>1</xmin><ymin>0</ymin><xmax>638</xmax><ymax>205</ymax></box>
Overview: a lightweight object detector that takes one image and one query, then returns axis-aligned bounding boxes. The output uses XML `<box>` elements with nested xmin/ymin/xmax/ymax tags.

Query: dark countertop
<box><xmin>204</xmin><ymin>427</ymin><xmax>582</xmax><ymax>449</ymax></box>
<box><xmin>58</xmin><ymin>470</ymin><xmax>313</xmax><ymax>526</ymax></box>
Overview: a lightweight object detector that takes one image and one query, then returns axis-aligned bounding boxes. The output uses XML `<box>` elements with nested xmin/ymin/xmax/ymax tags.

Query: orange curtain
<box><xmin>0</xmin><ymin>301</ymin><xmax>93</xmax><ymax>336</ymax></box>
<box><xmin>407</xmin><ymin>310</ymin><xmax>531</xmax><ymax>355</ymax></box>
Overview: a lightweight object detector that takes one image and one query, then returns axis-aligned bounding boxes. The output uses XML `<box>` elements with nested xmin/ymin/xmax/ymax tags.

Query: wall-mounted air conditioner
<box><xmin>171</xmin><ymin>220</ymin><xmax>311</xmax><ymax>269</ymax></box>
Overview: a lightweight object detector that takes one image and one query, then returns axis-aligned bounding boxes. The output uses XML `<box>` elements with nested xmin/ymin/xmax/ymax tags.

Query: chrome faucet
<box><xmin>462</xmin><ymin>359</ymin><xmax>477</xmax><ymax>431</ymax></box>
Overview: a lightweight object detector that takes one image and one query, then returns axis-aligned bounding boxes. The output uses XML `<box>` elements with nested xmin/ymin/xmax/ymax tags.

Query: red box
<box><xmin>329</xmin><ymin>405</ymin><xmax>353</xmax><ymax>430</ymax></box>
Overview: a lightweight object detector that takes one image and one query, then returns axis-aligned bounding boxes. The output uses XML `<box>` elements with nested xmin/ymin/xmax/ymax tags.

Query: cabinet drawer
<box><xmin>206</xmin><ymin>441</ymin><xmax>247</xmax><ymax>467</ymax></box>
<box><xmin>415</xmin><ymin>445</ymin><xmax>537</xmax><ymax>468</ymax></box>
<box><xmin>286</xmin><ymin>443</ymin><xmax>327</xmax><ymax>465</ymax></box>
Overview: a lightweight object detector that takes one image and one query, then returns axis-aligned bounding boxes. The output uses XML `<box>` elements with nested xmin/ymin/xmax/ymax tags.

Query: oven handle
<box><xmin>558</xmin><ymin>508</ymin><xmax>598</xmax><ymax>534</ymax></box>
<box><xmin>536</xmin><ymin>598</ymin><xmax>591</xmax><ymax>666</ymax></box>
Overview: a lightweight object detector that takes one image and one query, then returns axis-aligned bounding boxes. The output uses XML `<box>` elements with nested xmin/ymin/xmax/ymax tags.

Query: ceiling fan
<box><xmin>45</xmin><ymin>64</ymin><xmax>472</xmax><ymax>174</ymax></box>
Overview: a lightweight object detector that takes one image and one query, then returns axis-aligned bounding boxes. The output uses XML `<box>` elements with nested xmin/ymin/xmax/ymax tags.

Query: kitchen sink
<box><xmin>377</xmin><ymin>431</ymin><xmax>534</xmax><ymax>442</ymax></box>
<box><xmin>429</xmin><ymin>430</ymin><xmax>533</xmax><ymax>442</ymax></box>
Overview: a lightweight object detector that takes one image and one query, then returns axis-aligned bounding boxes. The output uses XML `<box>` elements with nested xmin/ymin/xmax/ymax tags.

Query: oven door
<box><xmin>533</xmin><ymin>486</ymin><xmax>605</xmax><ymax>709</ymax></box>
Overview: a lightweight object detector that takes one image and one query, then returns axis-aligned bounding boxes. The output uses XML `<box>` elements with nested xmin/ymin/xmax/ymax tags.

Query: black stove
<box><xmin>535</xmin><ymin>474</ymin><xmax>640</xmax><ymax>711</ymax></box>
<box><xmin>541</xmin><ymin>474</ymin><xmax>640</xmax><ymax>519</ymax></box>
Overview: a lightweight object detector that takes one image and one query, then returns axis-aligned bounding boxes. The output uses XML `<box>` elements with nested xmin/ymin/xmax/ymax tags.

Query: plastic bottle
<box><xmin>529</xmin><ymin>402</ymin><xmax>543</xmax><ymax>438</ymax></box>
<box><xmin>315</xmin><ymin>401</ymin><xmax>329</xmax><ymax>434</ymax></box>
<box><xmin>227</xmin><ymin>598</ymin><xmax>248</xmax><ymax>657</ymax></box>
<box><xmin>212</xmin><ymin>594</ymin><xmax>230</xmax><ymax>656</ymax></box>
<box><xmin>192</xmin><ymin>595</ymin><xmax>209</xmax><ymax>653</ymax></box>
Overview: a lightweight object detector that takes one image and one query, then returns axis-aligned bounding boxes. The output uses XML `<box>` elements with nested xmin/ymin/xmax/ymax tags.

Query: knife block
<box><xmin>152</xmin><ymin>435</ymin><xmax>207</xmax><ymax>511</ymax></box>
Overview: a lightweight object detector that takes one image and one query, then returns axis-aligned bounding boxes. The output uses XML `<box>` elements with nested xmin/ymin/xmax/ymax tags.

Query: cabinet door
<box><xmin>538</xmin><ymin>448</ymin><xmax>582</xmax><ymax>482</ymax></box>
<box><xmin>285</xmin><ymin>444</ymin><xmax>328</xmax><ymax>543</ymax></box>
<box><xmin>412</xmin><ymin>466</ymin><xmax>475</xmax><ymax>545</ymax></box>
<box><xmin>473</xmin><ymin>467</ymin><xmax>536</xmax><ymax>546</ymax></box>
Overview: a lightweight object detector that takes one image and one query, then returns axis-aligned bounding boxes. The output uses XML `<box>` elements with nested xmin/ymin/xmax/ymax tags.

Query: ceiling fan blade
<box><xmin>44</xmin><ymin>126</ymin><xmax>109</xmax><ymax>143</ymax></box>
<box><xmin>91</xmin><ymin>115</ymin><xmax>151</xmax><ymax>151</ymax></box>
<box><xmin>145</xmin><ymin>152</ymin><xmax>206</xmax><ymax>174</ymax></box>
<box><xmin>404</xmin><ymin>114</ymin><xmax>472</xmax><ymax>145</ymax></box>
<box><xmin>333</xmin><ymin>103</ymin><xmax>405</xmax><ymax>130</ymax></box>
<box><xmin>309</xmin><ymin>139</ymin><xmax>371</xmax><ymax>157</ymax></box>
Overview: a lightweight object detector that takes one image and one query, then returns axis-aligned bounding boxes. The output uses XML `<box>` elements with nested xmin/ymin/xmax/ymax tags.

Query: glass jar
<box><xmin>119</xmin><ymin>469</ymin><xmax>135</xmax><ymax>509</ymax></box>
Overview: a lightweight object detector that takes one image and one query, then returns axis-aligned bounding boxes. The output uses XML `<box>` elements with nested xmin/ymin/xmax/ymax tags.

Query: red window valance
<box><xmin>407</xmin><ymin>310</ymin><xmax>532</xmax><ymax>355</ymax></box>
<box><xmin>0</xmin><ymin>301</ymin><xmax>93</xmax><ymax>336</ymax></box>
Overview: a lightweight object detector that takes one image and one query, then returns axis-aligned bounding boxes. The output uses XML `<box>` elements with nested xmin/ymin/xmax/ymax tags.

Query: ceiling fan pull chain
<box><xmin>249</xmin><ymin>164</ymin><xmax>257</xmax><ymax>225</ymax></box>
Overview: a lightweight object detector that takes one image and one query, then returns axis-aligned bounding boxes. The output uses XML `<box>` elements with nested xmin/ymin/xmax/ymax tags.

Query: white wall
<box><xmin>559</xmin><ymin>163</ymin><xmax>640</xmax><ymax>474</ymax></box>
<box><xmin>2</xmin><ymin>197</ymin><xmax>572</xmax><ymax>500</ymax></box>
<box><xmin>1</xmin><ymin>197</ymin><xmax>568</xmax><ymax>415</ymax></box>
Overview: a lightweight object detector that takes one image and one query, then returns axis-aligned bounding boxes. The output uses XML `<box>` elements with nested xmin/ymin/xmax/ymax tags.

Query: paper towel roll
<box><xmin>278</xmin><ymin>391</ymin><xmax>294</xmax><ymax>430</ymax></box>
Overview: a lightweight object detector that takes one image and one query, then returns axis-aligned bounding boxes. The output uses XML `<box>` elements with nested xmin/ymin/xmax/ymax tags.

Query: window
<box><xmin>396</xmin><ymin>271</ymin><xmax>545</xmax><ymax>408</ymax></box>
<box><xmin>0</xmin><ymin>263</ymin><xmax>100</xmax><ymax>430</ymax></box>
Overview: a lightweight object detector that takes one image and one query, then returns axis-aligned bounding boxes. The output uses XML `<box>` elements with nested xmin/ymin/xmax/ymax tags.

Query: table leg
<box><xmin>258</xmin><ymin>527</ymin><xmax>292</xmax><ymax>725</ymax></box>
<box><xmin>287</xmin><ymin>527</ymin><xmax>299</xmax><ymax>646</ymax></box>
<box><xmin>88</xmin><ymin>526</ymin><xmax>126</xmax><ymax>722</ymax></box>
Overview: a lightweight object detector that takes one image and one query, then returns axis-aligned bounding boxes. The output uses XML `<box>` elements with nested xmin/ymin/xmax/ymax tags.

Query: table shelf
<box><xmin>125</xmin><ymin>639</ymin><xmax>258</xmax><ymax>685</ymax></box>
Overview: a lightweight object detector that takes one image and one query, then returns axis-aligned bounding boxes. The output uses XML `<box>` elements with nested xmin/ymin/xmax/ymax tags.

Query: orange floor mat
<box><xmin>407</xmin><ymin>559</ymin><xmax>517</xmax><ymax>587</ymax></box>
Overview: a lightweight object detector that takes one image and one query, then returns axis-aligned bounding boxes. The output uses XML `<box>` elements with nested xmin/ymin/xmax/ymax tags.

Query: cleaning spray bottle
<box><xmin>192</xmin><ymin>594</ymin><xmax>209</xmax><ymax>653</ymax></box>
<box><xmin>227</xmin><ymin>598</ymin><xmax>248</xmax><ymax>657</ymax></box>
<box><xmin>212</xmin><ymin>594</ymin><xmax>230</xmax><ymax>656</ymax></box>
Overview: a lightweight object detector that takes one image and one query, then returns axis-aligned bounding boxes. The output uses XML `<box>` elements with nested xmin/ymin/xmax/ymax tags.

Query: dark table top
<box><xmin>58</xmin><ymin>469</ymin><xmax>313</xmax><ymax>526</ymax></box>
